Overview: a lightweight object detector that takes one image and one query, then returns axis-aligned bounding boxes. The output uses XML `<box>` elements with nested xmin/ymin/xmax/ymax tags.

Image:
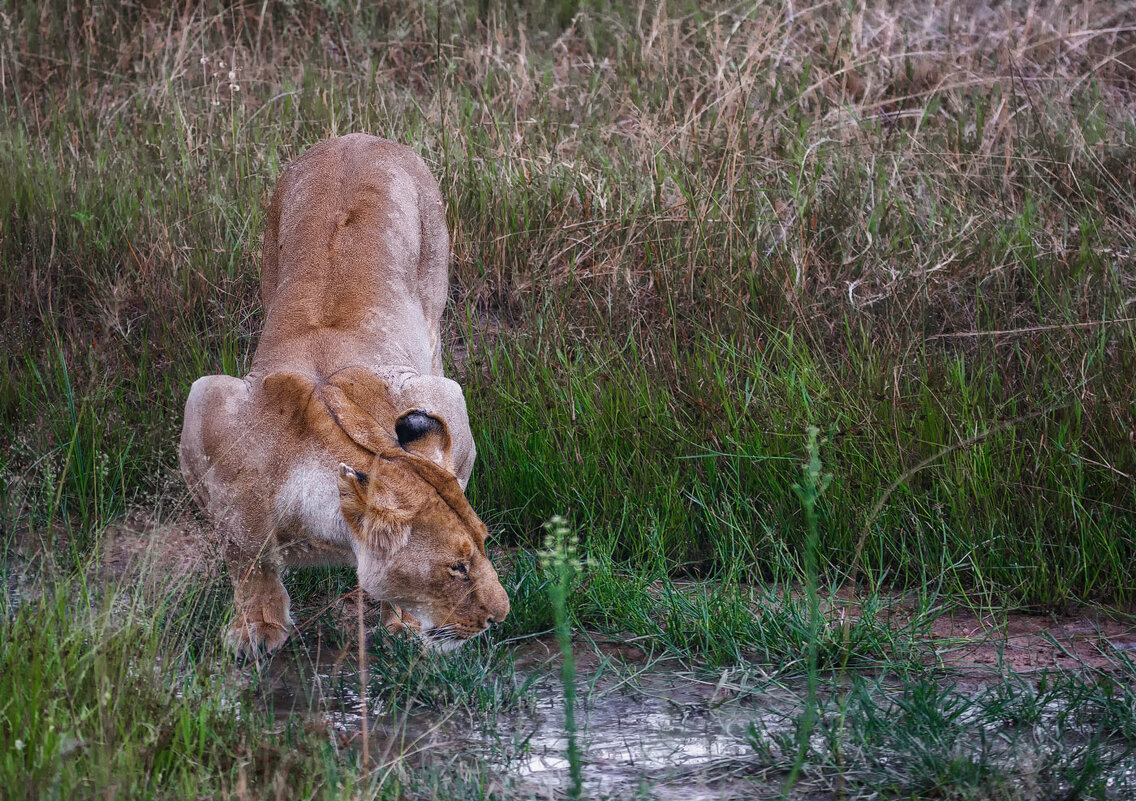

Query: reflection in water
<box><xmin>505</xmin><ymin>675</ymin><xmax>776</xmax><ymax>799</ymax></box>
<box><xmin>260</xmin><ymin>645</ymin><xmax>790</xmax><ymax>799</ymax></box>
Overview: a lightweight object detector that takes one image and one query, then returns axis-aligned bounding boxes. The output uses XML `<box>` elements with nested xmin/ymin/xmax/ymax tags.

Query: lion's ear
<box><xmin>337</xmin><ymin>462</ymin><xmax>411</xmax><ymax>553</ymax></box>
<box><xmin>395</xmin><ymin>409</ymin><xmax>455</xmax><ymax>475</ymax></box>
<box><xmin>337</xmin><ymin>462</ymin><xmax>369</xmax><ymax>528</ymax></box>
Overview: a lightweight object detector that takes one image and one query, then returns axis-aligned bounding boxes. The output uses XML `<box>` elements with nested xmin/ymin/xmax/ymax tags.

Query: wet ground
<box><xmin>258</xmin><ymin>635</ymin><xmax>797</xmax><ymax>799</ymax></box>
<box><xmin>253</xmin><ymin>629</ymin><xmax>1136</xmax><ymax>799</ymax></box>
<box><xmin>49</xmin><ymin>511</ymin><xmax>1136</xmax><ymax>797</ymax></box>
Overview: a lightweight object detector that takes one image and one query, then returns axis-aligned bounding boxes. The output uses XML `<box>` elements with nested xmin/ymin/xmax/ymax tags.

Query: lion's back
<box><xmin>255</xmin><ymin>134</ymin><xmax>450</xmax><ymax>376</ymax></box>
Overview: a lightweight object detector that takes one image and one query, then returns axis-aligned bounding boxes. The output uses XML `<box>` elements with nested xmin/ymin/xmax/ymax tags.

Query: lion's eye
<box><xmin>450</xmin><ymin>563</ymin><xmax>469</xmax><ymax>577</ymax></box>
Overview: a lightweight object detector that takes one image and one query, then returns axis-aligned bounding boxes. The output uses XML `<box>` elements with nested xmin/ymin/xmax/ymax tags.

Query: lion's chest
<box><xmin>274</xmin><ymin>460</ymin><xmax>356</xmax><ymax>566</ymax></box>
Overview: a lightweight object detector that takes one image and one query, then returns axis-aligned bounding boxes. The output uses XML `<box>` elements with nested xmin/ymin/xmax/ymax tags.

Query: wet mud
<box><xmin>260</xmin><ymin>636</ymin><xmax>795</xmax><ymax>799</ymax></box>
<box><xmin>53</xmin><ymin>511</ymin><xmax>1136</xmax><ymax>796</ymax></box>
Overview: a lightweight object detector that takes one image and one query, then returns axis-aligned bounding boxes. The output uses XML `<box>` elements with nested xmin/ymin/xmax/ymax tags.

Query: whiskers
<box><xmin>422</xmin><ymin>622</ymin><xmax>483</xmax><ymax>653</ymax></box>
<box><xmin>424</xmin><ymin>623</ymin><xmax>460</xmax><ymax>641</ymax></box>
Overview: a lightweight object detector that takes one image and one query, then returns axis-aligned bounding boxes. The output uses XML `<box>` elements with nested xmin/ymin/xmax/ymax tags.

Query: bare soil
<box><xmin>924</xmin><ymin>607</ymin><xmax>1136</xmax><ymax>673</ymax></box>
<box><xmin>101</xmin><ymin>509</ymin><xmax>220</xmax><ymax>584</ymax></box>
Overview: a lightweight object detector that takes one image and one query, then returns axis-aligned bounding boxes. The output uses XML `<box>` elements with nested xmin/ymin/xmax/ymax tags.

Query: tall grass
<box><xmin>7</xmin><ymin>2</ymin><xmax>1135</xmax><ymax>797</ymax></box>
<box><xmin>3</xmin><ymin>0</ymin><xmax>1133</xmax><ymax>607</ymax></box>
<box><xmin>540</xmin><ymin>515</ymin><xmax>584</xmax><ymax>799</ymax></box>
<box><xmin>784</xmin><ymin>426</ymin><xmax>831</xmax><ymax>794</ymax></box>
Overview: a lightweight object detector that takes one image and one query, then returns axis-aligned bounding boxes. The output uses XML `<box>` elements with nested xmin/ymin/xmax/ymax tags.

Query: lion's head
<box><xmin>264</xmin><ymin>369</ymin><xmax>509</xmax><ymax>650</ymax></box>
<box><xmin>336</xmin><ymin>412</ymin><xmax>509</xmax><ymax>649</ymax></box>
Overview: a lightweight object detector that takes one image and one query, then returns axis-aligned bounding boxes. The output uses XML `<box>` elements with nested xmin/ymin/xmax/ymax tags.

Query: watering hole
<box><xmin>256</xmin><ymin>636</ymin><xmax>796</xmax><ymax>799</ymax></box>
<box><xmin>247</xmin><ymin>624</ymin><xmax>1136</xmax><ymax>799</ymax></box>
<box><xmin>75</xmin><ymin>518</ymin><xmax>1136</xmax><ymax>798</ymax></box>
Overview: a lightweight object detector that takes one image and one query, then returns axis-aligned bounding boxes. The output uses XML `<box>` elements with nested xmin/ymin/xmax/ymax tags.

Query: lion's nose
<box><xmin>487</xmin><ymin>588</ymin><xmax>510</xmax><ymax>626</ymax></box>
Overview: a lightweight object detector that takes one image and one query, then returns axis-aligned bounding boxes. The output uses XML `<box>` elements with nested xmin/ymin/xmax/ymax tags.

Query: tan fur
<box><xmin>178</xmin><ymin>135</ymin><xmax>508</xmax><ymax>655</ymax></box>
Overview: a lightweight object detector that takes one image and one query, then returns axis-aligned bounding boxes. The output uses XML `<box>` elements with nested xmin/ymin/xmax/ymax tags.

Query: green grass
<box><xmin>2</xmin><ymin>0</ymin><xmax>1134</xmax><ymax>605</ymax></box>
<box><xmin>3</xmin><ymin>0</ymin><xmax>1136</xmax><ymax>797</ymax></box>
<box><xmin>363</xmin><ymin>631</ymin><xmax>535</xmax><ymax>718</ymax></box>
<box><xmin>1</xmin><ymin>556</ymin><xmax>337</xmax><ymax>800</ymax></box>
<box><xmin>752</xmin><ymin>672</ymin><xmax>1136</xmax><ymax>799</ymax></box>
<box><xmin>0</xmin><ymin>546</ymin><xmax>539</xmax><ymax>800</ymax></box>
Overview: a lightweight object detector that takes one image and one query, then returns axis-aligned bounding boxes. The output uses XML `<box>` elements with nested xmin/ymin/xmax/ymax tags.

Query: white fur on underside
<box><xmin>274</xmin><ymin>459</ymin><xmax>354</xmax><ymax>549</ymax></box>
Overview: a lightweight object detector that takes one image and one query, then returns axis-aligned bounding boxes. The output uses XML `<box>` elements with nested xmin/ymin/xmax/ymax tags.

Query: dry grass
<box><xmin>2</xmin><ymin>0</ymin><xmax>1134</xmax><ymax>603</ymax></box>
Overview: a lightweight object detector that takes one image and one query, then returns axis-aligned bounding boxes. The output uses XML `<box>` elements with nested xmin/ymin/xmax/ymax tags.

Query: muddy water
<box><xmin>501</xmin><ymin>673</ymin><xmax>787</xmax><ymax>799</ymax></box>
<box><xmin>258</xmin><ymin>641</ymin><xmax>795</xmax><ymax>799</ymax></box>
<box><xmin>253</xmin><ymin>629</ymin><xmax>1136</xmax><ymax>798</ymax></box>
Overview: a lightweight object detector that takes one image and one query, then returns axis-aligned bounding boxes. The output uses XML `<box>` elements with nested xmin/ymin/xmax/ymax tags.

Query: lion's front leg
<box><xmin>380</xmin><ymin>601</ymin><xmax>422</xmax><ymax>637</ymax></box>
<box><xmin>225</xmin><ymin>537</ymin><xmax>294</xmax><ymax>655</ymax></box>
<box><xmin>181</xmin><ymin>373</ymin><xmax>293</xmax><ymax>655</ymax></box>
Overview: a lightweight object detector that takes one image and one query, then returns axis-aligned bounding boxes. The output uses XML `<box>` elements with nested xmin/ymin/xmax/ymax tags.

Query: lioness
<box><xmin>179</xmin><ymin>134</ymin><xmax>509</xmax><ymax>654</ymax></box>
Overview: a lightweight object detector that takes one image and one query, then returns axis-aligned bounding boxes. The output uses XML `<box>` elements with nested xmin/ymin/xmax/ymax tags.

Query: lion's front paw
<box><xmin>226</xmin><ymin>590</ymin><xmax>294</xmax><ymax>656</ymax></box>
<box><xmin>225</xmin><ymin>616</ymin><xmax>292</xmax><ymax>655</ymax></box>
<box><xmin>381</xmin><ymin>602</ymin><xmax>421</xmax><ymax>636</ymax></box>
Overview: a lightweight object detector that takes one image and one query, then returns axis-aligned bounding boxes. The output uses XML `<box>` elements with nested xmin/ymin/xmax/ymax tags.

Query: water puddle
<box><xmin>239</xmin><ymin>624</ymin><xmax>1136</xmax><ymax>799</ymax></box>
<box><xmin>256</xmin><ymin>637</ymin><xmax>795</xmax><ymax>799</ymax></box>
<box><xmin>503</xmin><ymin>670</ymin><xmax>785</xmax><ymax>799</ymax></box>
